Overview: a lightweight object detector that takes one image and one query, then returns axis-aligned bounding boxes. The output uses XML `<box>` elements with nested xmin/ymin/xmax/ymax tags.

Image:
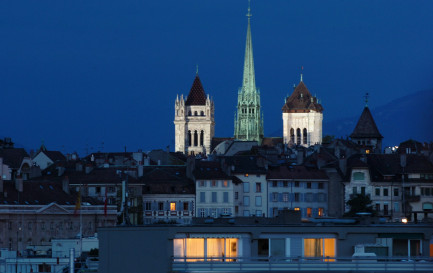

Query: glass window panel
<box><xmin>225</xmin><ymin>238</ymin><xmax>238</xmax><ymax>261</ymax></box>
<box><xmin>173</xmin><ymin>239</ymin><xmax>185</xmax><ymax>261</ymax></box>
<box><xmin>270</xmin><ymin>239</ymin><xmax>285</xmax><ymax>257</ymax></box>
<box><xmin>186</xmin><ymin>238</ymin><xmax>204</xmax><ymax>262</ymax></box>
<box><xmin>324</xmin><ymin>239</ymin><xmax>336</xmax><ymax>261</ymax></box>
<box><xmin>207</xmin><ymin>238</ymin><xmax>225</xmax><ymax>261</ymax></box>
<box><xmin>304</xmin><ymin>238</ymin><xmax>322</xmax><ymax>257</ymax></box>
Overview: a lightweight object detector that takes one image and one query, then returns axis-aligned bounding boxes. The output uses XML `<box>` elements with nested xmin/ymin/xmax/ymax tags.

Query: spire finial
<box><xmin>364</xmin><ymin>92</ymin><xmax>369</xmax><ymax>107</ymax></box>
<box><xmin>300</xmin><ymin>66</ymin><xmax>304</xmax><ymax>82</ymax></box>
<box><xmin>196</xmin><ymin>64</ymin><xmax>199</xmax><ymax>75</ymax></box>
<box><xmin>247</xmin><ymin>0</ymin><xmax>252</xmax><ymax>18</ymax></box>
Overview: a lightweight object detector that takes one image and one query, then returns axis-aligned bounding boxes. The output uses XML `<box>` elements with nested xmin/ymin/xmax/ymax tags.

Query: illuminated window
<box><xmin>170</xmin><ymin>202</ymin><xmax>176</xmax><ymax>211</ymax></box>
<box><xmin>173</xmin><ymin>237</ymin><xmax>238</xmax><ymax>262</ymax></box>
<box><xmin>245</xmin><ymin>173</ymin><xmax>249</xmax><ymax>177</ymax></box>
<box><xmin>294</xmin><ymin>207</ymin><xmax>300</xmax><ymax>211</ymax></box>
<box><xmin>307</xmin><ymin>207</ymin><xmax>312</xmax><ymax>217</ymax></box>
<box><xmin>304</xmin><ymin>238</ymin><xmax>336</xmax><ymax>261</ymax></box>
<box><xmin>318</xmin><ymin>208</ymin><xmax>324</xmax><ymax>217</ymax></box>
<box><xmin>223</xmin><ymin>180</ymin><xmax>228</xmax><ymax>187</ymax></box>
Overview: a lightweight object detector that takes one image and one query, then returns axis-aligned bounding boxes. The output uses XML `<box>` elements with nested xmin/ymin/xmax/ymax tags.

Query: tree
<box><xmin>345</xmin><ymin>194</ymin><xmax>375</xmax><ymax>217</ymax></box>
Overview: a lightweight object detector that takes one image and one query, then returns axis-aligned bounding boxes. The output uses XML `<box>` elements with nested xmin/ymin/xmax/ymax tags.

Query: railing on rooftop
<box><xmin>172</xmin><ymin>256</ymin><xmax>433</xmax><ymax>272</ymax></box>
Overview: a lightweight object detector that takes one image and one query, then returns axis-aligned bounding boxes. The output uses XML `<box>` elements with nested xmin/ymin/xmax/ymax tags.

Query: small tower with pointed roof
<box><xmin>282</xmin><ymin>74</ymin><xmax>323</xmax><ymax>147</ymax></box>
<box><xmin>174</xmin><ymin>73</ymin><xmax>215</xmax><ymax>155</ymax></box>
<box><xmin>234</xmin><ymin>2</ymin><xmax>264</xmax><ymax>142</ymax></box>
<box><xmin>350</xmin><ymin>94</ymin><xmax>383</xmax><ymax>153</ymax></box>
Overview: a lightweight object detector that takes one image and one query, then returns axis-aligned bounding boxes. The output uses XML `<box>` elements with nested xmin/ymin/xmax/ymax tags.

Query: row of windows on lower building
<box><xmin>243</xmin><ymin>182</ymin><xmax>326</xmax><ymax>193</ymax></box>
<box><xmin>271</xmin><ymin>207</ymin><xmax>325</xmax><ymax>218</ymax></box>
<box><xmin>4</xmin><ymin>221</ymin><xmax>98</xmax><ymax>231</ymax></box>
<box><xmin>144</xmin><ymin>201</ymin><xmax>191</xmax><ymax>211</ymax></box>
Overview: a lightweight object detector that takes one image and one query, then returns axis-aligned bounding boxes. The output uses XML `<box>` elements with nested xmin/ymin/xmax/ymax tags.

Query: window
<box><xmin>223</xmin><ymin>192</ymin><xmax>229</xmax><ymax>203</ymax></box>
<box><xmin>212</xmin><ymin>192</ymin><xmax>217</xmax><ymax>203</ymax></box>
<box><xmin>294</xmin><ymin>193</ymin><xmax>300</xmax><ymax>202</ymax></box>
<box><xmin>375</xmin><ymin>188</ymin><xmax>380</xmax><ymax>196</ymax></box>
<box><xmin>304</xmin><ymin>238</ymin><xmax>336</xmax><ymax>261</ymax></box>
<box><xmin>271</xmin><ymin>192</ymin><xmax>278</xmax><ymax>202</ymax></box>
<box><xmin>307</xmin><ymin>208</ymin><xmax>312</xmax><ymax>217</ymax></box>
<box><xmin>158</xmin><ymin>202</ymin><xmax>164</xmax><ymax>210</ymax></box>
<box><xmin>318</xmin><ymin>183</ymin><xmax>324</xmax><ymax>189</ymax></box>
<box><xmin>243</xmin><ymin>210</ymin><xmax>250</xmax><ymax>216</ymax></box>
<box><xmin>361</xmin><ymin>187</ymin><xmax>366</xmax><ymax>195</ymax></box>
<box><xmin>318</xmin><ymin>193</ymin><xmax>325</xmax><ymax>202</ymax></box>
<box><xmin>353</xmin><ymin>187</ymin><xmax>357</xmax><ymax>195</ymax></box>
<box><xmin>295</xmin><ymin>181</ymin><xmax>300</xmax><ymax>187</ymax></box>
<box><xmin>294</xmin><ymin>207</ymin><xmax>300</xmax><ymax>211</ymax></box>
<box><xmin>199</xmin><ymin>181</ymin><xmax>205</xmax><ymax>187</ymax></box>
<box><xmin>283</xmin><ymin>181</ymin><xmax>288</xmax><ymax>187</ymax></box>
<box><xmin>256</xmin><ymin>210</ymin><xmax>262</xmax><ymax>216</ymax></box>
<box><xmin>234</xmin><ymin>192</ymin><xmax>239</xmax><ymax>200</ymax></box>
<box><xmin>41</xmin><ymin>222</ymin><xmax>45</xmax><ymax>230</ymax></box>
<box><xmin>383</xmin><ymin>204</ymin><xmax>389</xmax><ymax>215</ymax></box>
<box><xmin>200</xmin><ymin>192</ymin><xmax>206</xmax><ymax>203</ymax></box>
<box><xmin>96</xmin><ymin>187</ymin><xmax>101</xmax><ymax>194</ymax></box>
<box><xmin>353</xmin><ymin>172</ymin><xmax>365</xmax><ymax>181</ymax></box>
<box><xmin>256</xmin><ymin>183</ymin><xmax>262</xmax><ymax>193</ymax></box>
<box><xmin>200</xmin><ymin>209</ymin><xmax>205</xmax><ymax>217</ymax></box>
<box><xmin>375</xmin><ymin>203</ymin><xmax>380</xmax><ymax>211</ymax></box>
<box><xmin>307</xmin><ymin>182</ymin><xmax>312</xmax><ymax>189</ymax></box>
<box><xmin>211</xmin><ymin>181</ymin><xmax>217</xmax><ymax>187</ymax></box>
<box><xmin>306</xmin><ymin>193</ymin><xmax>313</xmax><ymax>202</ymax></box>
<box><xmin>145</xmin><ymin>201</ymin><xmax>152</xmax><ymax>210</ymax></box>
<box><xmin>223</xmin><ymin>180</ymin><xmax>228</xmax><ymax>187</ymax></box>
<box><xmin>283</xmin><ymin>193</ymin><xmax>289</xmax><ymax>202</ymax></box>
<box><xmin>243</xmin><ymin>196</ymin><xmax>250</xmax><ymax>206</ymax></box>
<box><xmin>183</xmin><ymin>202</ymin><xmax>189</xmax><ymax>211</ymax></box>
<box><xmin>243</xmin><ymin>182</ymin><xmax>250</xmax><ymax>193</ymax></box>
<box><xmin>394</xmin><ymin>188</ymin><xmax>399</xmax><ymax>197</ymax></box>
<box><xmin>303</xmin><ymin>128</ymin><xmax>308</xmax><ymax>144</ymax></box>
<box><xmin>255</xmin><ymin>196</ymin><xmax>262</xmax><ymax>206</ymax></box>
<box><xmin>211</xmin><ymin>208</ymin><xmax>217</xmax><ymax>217</ymax></box>
<box><xmin>272</xmin><ymin>181</ymin><xmax>277</xmax><ymax>187</ymax></box>
<box><xmin>394</xmin><ymin>202</ymin><xmax>399</xmax><ymax>212</ymax></box>
<box><xmin>318</xmin><ymin>208</ymin><xmax>324</xmax><ymax>217</ymax></box>
<box><xmin>170</xmin><ymin>202</ymin><xmax>176</xmax><ymax>211</ymax></box>
<box><xmin>383</xmin><ymin>188</ymin><xmax>389</xmax><ymax>196</ymax></box>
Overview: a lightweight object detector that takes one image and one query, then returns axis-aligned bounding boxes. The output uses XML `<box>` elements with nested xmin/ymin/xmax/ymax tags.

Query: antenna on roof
<box><xmin>364</xmin><ymin>92</ymin><xmax>369</xmax><ymax>107</ymax></box>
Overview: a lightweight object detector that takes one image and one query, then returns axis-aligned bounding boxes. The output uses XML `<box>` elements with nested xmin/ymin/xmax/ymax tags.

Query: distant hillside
<box><xmin>324</xmin><ymin>89</ymin><xmax>433</xmax><ymax>147</ymax></box>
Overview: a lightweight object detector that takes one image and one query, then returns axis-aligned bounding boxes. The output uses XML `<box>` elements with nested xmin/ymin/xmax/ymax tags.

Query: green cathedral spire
<box><xmin>234</xmin><ymin>3</ymin><xmax>264</xmax><ymax>142</ymax></box>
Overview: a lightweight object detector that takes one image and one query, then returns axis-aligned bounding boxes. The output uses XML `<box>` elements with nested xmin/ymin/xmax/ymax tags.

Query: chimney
<box><xmin>85</xmin><ymin>164</ymin><xmax>93</xmax><ymax>174</ymax></box>
<box><xmin>15</xmin><ymin>177</ymin><xmax>23</xmax><ymax>192</ymax></box>
<box><xmin>76</xmin><ymin>162</ymin><xmax>83</xmax><ymax>172</ymax></box>
<box><xmin>57</xmin><ymin>166</ymin><xmax>65</xmax><ymax>176</ymax></box>
<box><xmin>186</xmin><ymin>157</ymin><xmax>195</xmax><ymax>179</ymax></box>
<box><xmin>297</xmin><ymin>149</ymin><xmax>304</xmax><ymax>165</ymax></box>
<box><xmin>339</xmin><ymin>158</ymin><xmax>347</xmax><ymax>175</ymax></box>
<box><xmin>138</xmin><ymin>165</ymin><xmax>144</xmax><ymax>177</ymax></box>
<box><xmin>62</xmin><ymin>176</ymin><xmax>70</xmax><ymax>194</ymax></box>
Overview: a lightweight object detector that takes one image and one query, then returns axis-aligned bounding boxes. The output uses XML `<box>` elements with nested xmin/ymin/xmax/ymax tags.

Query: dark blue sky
<box><xmin>1</xmin><ymin>0</ymin><xmax>432</xmax><ymax>154</ymax></box>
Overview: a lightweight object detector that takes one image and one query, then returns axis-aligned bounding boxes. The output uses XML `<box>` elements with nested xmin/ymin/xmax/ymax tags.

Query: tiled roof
<box><xmin>398</xmin><ymin>139</ymin><xmax>424</xmax><ymax>154</ymax></box>
<box><xmin>0</xmin><ymin>148</ymin><xmax>29</xmax><ymax>168</ymax></box>
<box><xmin>0</xmin><ymin>180</ymin><xmax>102</xmax><ymax>205</ymax></box>
<box><xmin>267</xmin><ymin>165</ymin><xmax>329</xmax><ymax>180</ymax></box>
<box><xmin>211</xmin><ymin>137</ymin><xmax>234</xmax><ymax>152</ymax></box>
<box><xmin>185</xmin><ymin>75</ymin><xmax>207</xmax><ymax>106</ymax></box>
<box><xmin>350</xmin><ymin>107</ymin><xmax>383</xmax><ymax>139</ymax></box>
<box><xmin>261</xmin><ymin>137</ymin><xmax>283</xmax><ymax>147</ymax></box>
<box><xmin>44</xmin><ymin>151</ymin><xmax>66</xmax><ymax>162</ymax></box>
<box><xmin>139</xmin><ymin>167</ymin><xmax>194</xmax><ymax>194</ymax></box>
<box><xmin>224</xmin><ymin>155</ymin><xmax>268</xmax><ymax>174</ymax></box>
<box><xmin>282</xmin><ymin>81</ymin><xmax>323</xmax><ymax>113</ymax></box>
<box><xmin>194</xmin><ymin>161</ymin><xmax>231</xmax><ymax>180</ymax></box>
<box><xmin>64</xmin><ymin>168</ymin><xmax>140</xmax><ymax>185</ymax></box>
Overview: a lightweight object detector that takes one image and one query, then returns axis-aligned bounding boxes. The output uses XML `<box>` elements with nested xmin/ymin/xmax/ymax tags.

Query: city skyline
<box><xmin>1</xmin><ymin>0</ymin><xmax>432</xmax><ymax>154</ymax></box>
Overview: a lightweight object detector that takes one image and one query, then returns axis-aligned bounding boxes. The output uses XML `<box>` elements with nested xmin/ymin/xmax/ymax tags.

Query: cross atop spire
<box><xmin>364</xmin><ymin>92</ymin><xmax>369</xmax><ymax>107</ymax></box>
<box><xmin>300</xmin><ymin>66</ymin><xmax>304</xmax><ymax>82</ymax></box>
<box><xmin>247</xmin><ymin>0</ymin><xmax>252</xmax><ymax>18</ymax></box>
<box><xmin>196</xmin><ymin>64</ymin><xmax>199</xmax><ymax>75</ymax></box>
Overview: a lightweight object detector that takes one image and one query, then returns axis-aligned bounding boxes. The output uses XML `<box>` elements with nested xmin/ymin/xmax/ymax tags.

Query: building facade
<box><xmin>282</xmin><ymin>76</ymin><xmax>323</xmax><ymax>147</ymax></box>
<box><xmin>174</xmin><ymin>74</ymin><xmax>215</xmax><ymax>155</ymax></box>
<box><xmin>234</xmin><ymin>6</ymin><xmax>264</xmax><ymax>143</ymax></box>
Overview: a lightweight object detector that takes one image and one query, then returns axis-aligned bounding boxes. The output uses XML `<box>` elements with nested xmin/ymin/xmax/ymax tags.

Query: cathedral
<box><xmin>233</xmin><ymin>5</ymin><xmax>264</xmax><ymax>143</ymax></box>
<box><xmin>282</xmin><ymin>75</ymin><xmax>323</xmax><ymax>147</ymax></box>
<box><xmin>174</xmin><ymin>73</ymin><xmax>215</xmax><ymax>155</ymax></box>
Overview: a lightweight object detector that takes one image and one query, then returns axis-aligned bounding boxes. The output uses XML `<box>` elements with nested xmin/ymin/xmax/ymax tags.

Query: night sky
<box><xmin>1</xmin><ymin>0</ymin><xmax>432</xmax><ymax>155</ymax></box>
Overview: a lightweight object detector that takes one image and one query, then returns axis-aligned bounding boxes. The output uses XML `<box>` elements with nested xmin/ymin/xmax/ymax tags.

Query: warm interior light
<box><xmin>401</xmin><ymin>218</ymin><xmax>408</xmax><ymax>224</ymax></box>
<box><xmin>294</xmin><ymin>207</ymin><xmax>300</xmax><ymax>211</ymax></box>
<box><xmin>170</xmin><ymin>202</ymin><xmax>176</xmax><ymax>211</ymax></box>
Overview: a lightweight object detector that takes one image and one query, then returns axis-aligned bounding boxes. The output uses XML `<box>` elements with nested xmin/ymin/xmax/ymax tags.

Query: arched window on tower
<box><xmin>187</xmin><ymin>131</ymin><xmax>192</xmax><ymax>147</ymax></box>
<box><xmin>296</xmin><ymin>128</ymin><xmax>301</xmax><ymax>145</ymax></box>
<box><xmin>194</xmin><ymin>111</ymin><xmax>198</xmax><ymax>116</ymax></box>
<box><xmin>194</xmin><ymin>131</ymin><xmax>198</xmax><ymax>146</ymax></box>
<box><xmin>290</xmin><ymin>128</ymin><xmax>295</xmax><ymax>143</ymax></box>
<box><xmin>200</xmin><ymin>131</ymin><xmax>204</xmax><ymax>146</ymax></box>
<box><xmin>200</xmin><ymin>111</ymin><xmax>204</xmax><ymax>116</ymax></box>
<box><xmin>303</xmin><ymin>128</ymin><xmax>308</xmax><ymax>145</ymax></box>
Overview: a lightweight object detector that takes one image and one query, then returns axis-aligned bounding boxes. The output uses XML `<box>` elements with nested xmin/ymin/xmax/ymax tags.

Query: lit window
<box><xmin>304</xmin><ymin>238</ymin><xmax>336</xmax><ymax>261</ymax></box>
<box><xmin>294</xmin><ymin>207</ymin><xmax>300</xmax><ymax>211</ymax></box>
<box><xmin>174</xmin><ymin>238</ymin><xmax>238</xmax><ymax>262</ymax></box>
<box><xmin>170</xmin><ymin>202</ymin><xmax>176</xmax><ymax>211</ymax></box>
<box><xmin>307</xmin><ymin>208</ymin><xmax>312</xmax><ymax>217</ymax></box>
<box><xmin>223</xmin><ymin>181</ymin><xmax>228</xmax><ymax>187</ymax></box>
<box><xmin>318</xmin><ymin>208</ymin><xmax>324</xmax><ymax>217</ymax></box>
<box><xmin>245</xmin><ymin>174</ymin><xmax>249</xmax><ymax>177</ymax></box>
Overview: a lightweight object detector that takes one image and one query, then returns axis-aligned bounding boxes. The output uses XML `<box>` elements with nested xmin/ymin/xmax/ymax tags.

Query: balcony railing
<box><xmin>172</xmin><ymin>256</ymin><xmax>433</xmax><ymax>272</ymax></box>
